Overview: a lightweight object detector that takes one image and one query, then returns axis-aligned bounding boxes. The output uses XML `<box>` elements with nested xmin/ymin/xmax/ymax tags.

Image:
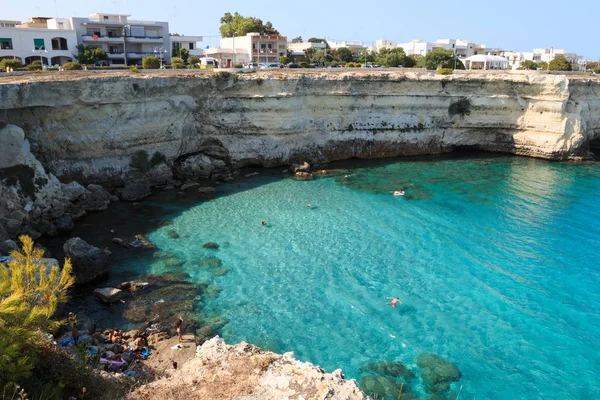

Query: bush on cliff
<box><xmin>0</xmin><ymin>58</ymin><xmax>23</xmax><ymax>71</ymax></box>
<box><xmin>0</xmin><ymin>235</ymin><xmax>75</xmax><ymax>391</ymax></box>
<box><xmin>595</xmin><ymin>67</ymin><xmax>600</xmax><ymax>74</ymax></box>
<box><xmin>62</xmin><ymin>62</ymin><xmax>83</xmax><ymax>70</ymax></box>
<box><xmin>171</xmin><ymin>57</ymin><xmax>184</xmax><ymax>64</ymax></box>
<box><xmin>548</xmin><ymin>57</ymin><xmax>572</xmax><ymax>71</ymax></box>
<box><xmin>26</xmin><ymin>60</ymin><xmax>42</xmax><ymax>71</ymax></box>
<box><xmin>142</xmin><ymin>56</ymin><xmax>160</xmax><ymax>69</ymax></box>
<box><xmin>172</xmin><ymin>62</ymin><xmax>186</xmax><ymax>69</ymax></box>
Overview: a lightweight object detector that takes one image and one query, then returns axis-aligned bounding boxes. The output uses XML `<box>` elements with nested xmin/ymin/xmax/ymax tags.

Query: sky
<box><xmin>3</xmin><ymin>0</ymin><xmax>599</xmax><ymax>59</ymax></box>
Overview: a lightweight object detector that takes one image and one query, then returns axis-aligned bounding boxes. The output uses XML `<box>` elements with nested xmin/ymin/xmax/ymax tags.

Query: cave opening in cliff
<box><xmin>589</xmin><ymin>138</ymin><xmax>600</xmax><ymax>160</ymax></box>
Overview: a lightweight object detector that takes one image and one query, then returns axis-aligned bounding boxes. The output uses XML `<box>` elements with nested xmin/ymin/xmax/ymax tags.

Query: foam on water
<box><xmin>138</xmin><ymin>156</ymin><xmax>600</xmax><ymax>399</ymax></box>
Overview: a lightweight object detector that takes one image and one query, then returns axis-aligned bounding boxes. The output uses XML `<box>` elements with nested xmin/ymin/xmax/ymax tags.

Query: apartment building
<box><xmin>502</xmin><ymin>48</ymin><xmax>582</xmax><ymax>69</ymax></box>
<box><xmin>0</xmin><ymin>17</ymin><xmax>77</xmax><ymax>66</ymax></box>
<box><xmin>326</xmin><ymin>40</ymin><xmax>366</xmax><ymax>57</ymax></box>
<box><xmin>69</xmin><ymin>13</ymin><xmax>170</xmax><ymax>65</ymax></box>
<box><xmin>206</xmin><ymin>32</ymin><xmax>287</xmax><ymax>67</ymax></box>
<box><xmin>170</xmin><ymin>35</ymin><xmax>204</xmax><ymax>58</ymax></box>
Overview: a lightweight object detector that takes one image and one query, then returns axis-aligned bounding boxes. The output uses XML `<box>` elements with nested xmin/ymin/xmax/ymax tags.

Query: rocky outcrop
<box><xmin>1</xmin><ymin>72</ymin><xmax>598</xmax><ymax>187</ymax></box>
<box><xmin>63</xmin><ymin>237</ymin><xmax>111</xmax><ymax>284</ymax></box>
<box><xmin>120</xmin><ymin>181</ymin><xmax>151</xmax><ymax>201</ymax></box>
<box><xmin>93</xmin><ymin>287</ymin><xmax>124</xmax><ymax>304</ymax></box>
<box><xmin>129</xmin><ymin>336</ymin><xmax>368</xmax><ymax>400</ymax></box>
<box><xmin>0</xmin><ymin>124</ymin><xmax>113</xmax><ymax>240</ymax></box>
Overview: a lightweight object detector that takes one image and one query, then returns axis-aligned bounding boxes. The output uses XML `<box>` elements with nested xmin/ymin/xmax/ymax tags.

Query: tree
<box><xmin>172</xmin><ymin>47</ymin><xmax>189</xmax><ymax>62</ymax></box>
<box><xmin>310</xmin><ymin>49</ymin><xmax>333</xmax><ymax>64</ymax></box>
<box><xmin>520</xmin><ymin>60</ymin><xmax>538</xmax><ymax>70</ymax></box>
<box><xmin>424</xmin><ymin>48</ymin><xmax>464</xmax><ymax>70</ymax></box>
<box><xmin>334</xmin><ymin>47</ymin><xmax>353</xmax><ymax>63</ymax></box>
<box><xmin>585</xmin><ymin>61</ymin><xmax>598</xmax><ymax>70</ymax></box>
<box><xmin>219</xmin><ymin>12</ymin><xmax>279</xmax><ymax>37</ymax></box>
<box><xmin>537</xmin><ymin>61</ymin><xmax>548</xmax><ymax>70</ymax></box>
<box><xmin>188</xmin><ymin>55</ymin><xmax>200</xmax><ymax>66</ymax></box>
<box><xmin>548</xmin><ymin>57</ymin><xmax>572</xmax><ymax>71</ymax></box>
<box><xmin>73</xmin><ymin>44</ymin><xmax>107</xmax><ymax>65</ymax></box>
<box><xmin>304</xmin><ymin>47</ymin><xmax>317</xmax><ymax>60</ymax></box>
<box><xmin>292</xmin><ymin>36</ymin><xmax>303</xmax><ymax>43</ymax></box>
<box><xmin>0</xmin><ymin>235</ymin><xmax>74</xmax><ymax>389</ymax></box>
<box><xmin>357</xmin><ymin>51</ymin><xmax>376</xmax><ymax>64</ymax></box>
<box><xmin>279</xmin><ymin>55</ymin><xmax>290</xmax><ymax>65</ymax></box>
<box><xmin>409</xmin><ymin>54</ymin><xmax>425</xmax><ymax>68</ymax></box>
<box><xmin>376</xmin><ymin>47</ymin><xmax>409</xmax><ymax>67</ymax></box>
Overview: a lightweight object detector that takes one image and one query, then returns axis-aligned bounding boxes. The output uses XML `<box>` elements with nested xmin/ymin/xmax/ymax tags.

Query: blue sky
<box><xmin>4</xmin><ymin>0</ymin><xmax>599</xmax><ymax>59</ymax></box>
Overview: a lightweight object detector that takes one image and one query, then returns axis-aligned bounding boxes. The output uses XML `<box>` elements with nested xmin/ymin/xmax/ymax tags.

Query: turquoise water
<box><xmin>136</xmin><ymin>155</ymin><xmax>597</xmax><ymax>399</ymax></box>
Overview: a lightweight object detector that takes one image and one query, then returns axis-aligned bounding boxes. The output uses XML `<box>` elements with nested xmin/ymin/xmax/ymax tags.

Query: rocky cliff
<box><xmin>1</xmin><ymin>71</ymin><xmax>599</xmax><ymax>186</ymax></box>
<box><xmin>1</xmin><ymin>71</ymin><xmax>599</xmax><ymax>241</ymax></box>
<box><xmin>129</xmin><ymin>336</ymin><xmax>368</xmax><ymax>400</ymax></box>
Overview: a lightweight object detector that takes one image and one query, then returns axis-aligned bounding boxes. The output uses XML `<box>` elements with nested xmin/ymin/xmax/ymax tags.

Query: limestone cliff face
<box><xmin>1</xmin><ymin>71</ymin><xmax>599</xmax><ymax>184</ymax></box>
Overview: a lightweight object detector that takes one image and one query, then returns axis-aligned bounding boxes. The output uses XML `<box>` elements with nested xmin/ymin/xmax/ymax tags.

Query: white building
<box><xmin>326</xmin><ymin>40</ymin><xmax>366</xmax><ymax>57</ymax></box>
<box><xmin>397</xmin><ymin>38</ymin><xmax>490</xmax><ymax>60</ymax></box>
<box><xmin>501</xmin><ymin>48</ymin><xmax>582</xmax><ymax>69</ymax></box>
<box><xmin>0</xmin><ymin>17</ymin><xmax>77</xmax><ymax>66</ymax></box>
<box><xmin>287</xmin><ymin>41</ymin><xmax>326</xmax><ymax>61</ymax></box>
<box><xmin>69</xmin><ymin>13</ymin><xmax>170</xmax><ymax>66</ymax></box>
<box><xmin>170</xmin><ymin>35</ymin><xmax>204</xmax><ymax>58</ymax></box>
<box><xmin>464</xmin><ymin>54</ymin><xmax>509</xmax><ymax>70</ymax></box>
<box><xmin>206</xmin><ymin>33</ymin><xmax>287</xmax><ymax>67</ymax></box>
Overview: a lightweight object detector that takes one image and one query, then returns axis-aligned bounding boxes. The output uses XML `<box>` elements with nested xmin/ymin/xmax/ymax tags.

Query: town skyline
<box><xmin>3</xmin><ymin>0</ymin><xmax>599</xmax><ymax>60</ymax></box>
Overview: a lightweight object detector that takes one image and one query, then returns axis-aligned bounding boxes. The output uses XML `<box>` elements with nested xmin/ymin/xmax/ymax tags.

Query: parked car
<box><xmin>244</xmin><ymin>62</ymin><xmax>259</xmax><ymax>69</ymax></box>
<box><xmin>287</xmin><ymin>63</ymin><xmax>301</xmax><ymax>68</ymax></box>
<box><xmin>260</xmin><ymin>63</ymin><xmax>281</xmax><ymax>70</ymax></box>
<box><xmin>327</xmin><ymin>64</ymin><xmax>340</xmax><ymax>68</ymax></box>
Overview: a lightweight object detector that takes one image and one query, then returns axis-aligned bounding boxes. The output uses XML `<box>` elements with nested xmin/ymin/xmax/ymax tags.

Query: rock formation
<box><xmin>129</xmin><ymin>336</ymin><xmax>368</xmax><ymax>400</ymax></box>
<box><xmin>63</xmin><ymin>237</ymin><xmax>111</xmax><ymax>284</ymax></box>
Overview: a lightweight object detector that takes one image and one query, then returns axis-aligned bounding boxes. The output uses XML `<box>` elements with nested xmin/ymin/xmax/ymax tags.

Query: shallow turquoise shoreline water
<box><xmin>72</xmin><ymin>155</ymin><xmax>600</xmax><ymax>399</ymax></box>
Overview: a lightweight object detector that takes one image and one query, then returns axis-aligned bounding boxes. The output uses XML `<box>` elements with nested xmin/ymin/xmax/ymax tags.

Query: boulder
<box><xmin>0</xmin><ymin>226</ymin><xmax>9</xmax><ymax>242</ymax></box>
<box><xmin>294</xmin><ymin>172</ymin><xmax>314</xmax><ymax>180</ymax></box>
<box><xmin>54</xmin><ymin>215</ymin><xmax>74</xmax><ymax>232</ymax></box>
<box><xmin>61</xmin><ymin>181</ymin><xmax>86</xmax><ymax>202</ymax></box>
<box><xmin>359</xmin><ymin>360</ymin><xmax>415</xmax><ymax>380</ymax></box>
<box><xmin>290</xmin><ymin>162</ymin><xmax>311</xmax><ymax>173</ymax></box>
<box><xmin>78</xmin><ymin>184</ymin><xmax>111</xmax><ymax>211</ymax></box>
<box><xmin>4</xmin><ymin>218</ymin><xmax>22</xmax><ymax>237</ymax></box>
<box><xmin>202</xmin><ymin>242</ymin><xmax>220</xmax><ymax>250</ymax></box>
<box><xmin>180</xmin><ymin>182</ymin><xmax>200</xmax><ymax>191</ymax></box>
<box><xmin>199</xmin><ymin>256</ymin><xmax>222</xmax><ymax>269</ymax></box>
<box><xmin>63</xmin><ymin>237</ymin><xmax>111</xmax><ymax>284</ymax></box>
<box><xmin>146</xmin><ymin>163</ymin><xmax>173</xmax><ymax>186</ymax></box>
<box><xmin>93</xmin><ymin>287</ymin><xmax>124</xmax><ymax>304</ymax></box>
<box><xmin>0</xmin><ymin>239</ymin><xmax>17</xmax><ymax>255</ymax></box>
<box><xmin>168</xmin><ymin>230</ymin><xmax>180</xmax><ymax>239</ymax></box>
<box><xmin>121</xmin><ymin>182</ymin><xmax>151</xmax><ymax>201</ymax></box>
<box><xmin>119</xmin><ymin>281</ymin><xmax>149</xmax><ymax>292</ymax></box>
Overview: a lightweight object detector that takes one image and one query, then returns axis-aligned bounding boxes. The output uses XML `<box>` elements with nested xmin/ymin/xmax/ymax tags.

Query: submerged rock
<box><xmin>360</xmin><ymin>360</ymin><xmax>415</xmax><ymax>380</ymax></box>
<box><xmin>168</xmin><ymin>229</ymin><xmax>180</xmax><ymax>239</ymax></box>
<box><xmin>153</xmin><ymin>250</ymin><xmax>177</xmax><ymax>259</ymax></box>
<box><xmin>54</xmin><ymin>215</ymin><xmax>74</xmax><ymax>231</ymax></box>
<box><xmin>198</xmin><ymin>256</ymin><xmax>222</xmax><ymax>269</ymax></box>
<box><xmin>294</xmin><ymin>171</ymin><xmax>314</xmax><ymax>180</ymax></box>
<box><xmin>63</xmin><ymin>237</ymin><xmax>110</xmax><ymax>284</ymax></box>
<box><xmin>358</xmin><ymin>375</ymin><xmax>418</xmax><ymax>400</ymax></box>
<box><xmin>164</xmin><ymin>257</ymin><xmax>185</xmax><ymax>267</ymax></box>
<box><xmin>415</xmin><ymin>353</ymin><xmax>461</xmax><ymax>395</ymax></box>
<box><xmin>202</xmin><ymin>242</ymin><xmax>220</xmax><ymax>250</ymax></box>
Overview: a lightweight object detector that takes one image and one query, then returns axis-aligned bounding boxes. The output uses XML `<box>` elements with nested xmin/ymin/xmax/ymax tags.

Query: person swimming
<box><xmin>260</xmin><ymin>220</ymin><xmax>267</xmax><ymax>226</ymax></box>
<box><xmin>387</xmin><ymin>297</ymin><xmax>403</xmax><ymax>307</ymax></box>
<box><xmin>306</xmin><ymin>203</ymin><xmax>312</xmax><ymax>208</ymax></box>
<box><xmin>393</xmin><ymin>190</ymin><xmax>405</xmax><ymax>196</ymax></box>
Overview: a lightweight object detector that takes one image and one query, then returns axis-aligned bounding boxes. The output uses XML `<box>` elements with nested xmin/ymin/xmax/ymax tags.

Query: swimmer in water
<box><xmin>306</xmin><ymin>203</ymin><xmax>312</xmax><ymax>208</ymax></box>
<box><xmin>387</xmin><ymin>297</ymin><xmax>403</xmax><ymax>307</ymax></box>
<box><xmin>260</xmin><ymin>220</ymin><xmax>267</xmax><ymax>226</ymax></box>
<box><xmin>393</xmin><ymin>190</ymin><xmax>405</xmax><ymax>196</ymax></box>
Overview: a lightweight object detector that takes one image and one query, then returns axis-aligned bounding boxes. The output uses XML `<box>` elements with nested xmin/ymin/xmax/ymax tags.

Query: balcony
<box><xmin>126</xmin><ymin>36</ymin><xmax>164</xmax><ymax>43</ymax></box>
<box><xmin>82</xmin><ymin>35</ymin><xmax>124</xmax><ymax>43</ymax></box>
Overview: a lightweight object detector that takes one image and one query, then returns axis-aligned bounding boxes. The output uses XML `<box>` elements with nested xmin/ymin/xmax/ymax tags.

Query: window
<box><xmin>189</xmin><ymin>43</ymin><xmax>194</xmax><ymax>50</ymax></box>
<box><xmin>51</xmin><ymin>37</ymin><xmax>68</xmax><ymax>50</ymax></box>
<box><xmin>58</xmin><ymin>22</ymin><xmax>64</xmax><ymax>29</ymax></box>
<box><xmin>104</xmin><ymin>16</ymin><xmax>109</xmax><ymax>21</ymax></box>
<box><xmin>33</xmin><ymin>38</ymin><xmax>45</xmax><ymax>50</ymax></box>
<box><xmin>0</xmin><ymin>38</ymin><xmax>13</xmax><ymax>50</ymax></box>
<box><xmin>260</xmin><ymin>44</ymin><xmax>266</xmax><ymax>49</ymax></box>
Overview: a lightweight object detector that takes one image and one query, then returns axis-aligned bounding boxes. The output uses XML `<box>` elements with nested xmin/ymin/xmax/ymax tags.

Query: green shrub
<box><xmin>172</xmin><ymin>62</ymin><xmax>186</xmax><ymax>69</ymax></box>
<box><xmin>0</xmin><ymin>58</ymin><xmax>23</xmax><ymax>71</ymax></box>
<box><xmin>188</xmin><ymin>55</ymin><xmax>200</xmax><ymax>65</ymax></box>
<box><xmin>594</xmin><ymin>67</ymin><xmax>600</xmax><ymax>74</ymax></box>
<box><xmin>131</xmin><ymin>150</ymin><xmax>150</xmax><ymax>171</ymax></box>
<box><xmin>0</xmin><ymin>236</ymin><xmax>75</xmax><ymax>390</ymax></box>
<box><xmin>279</xmin><ymin>56</ymin><xmax>290</xmax><ymax>65</ymax></box>
<box><xmin>142</xmin><ymin>56</ymin><xmax>160</xmax><ymax>69</ymax></box>
<box><xmin>171</xmin><ymin>57</ymin><xmax>184</xmax><ymax>64</ymax></box>
<box><xmin>130</xmin><ymin>66</ymin><xmax>139</xmax><ymax>72</ymax></box>
<box><xmin>256</xmin><ymin>77</ymin><xmax>264</xmax><ymax>85</ymax></box>
<box><xmin>233</xmin><ymin>63</ymin><xmax>243</xmax><ymax>68</ymax></box>
<box><xmin>299</xmin><ymin>61</ymin><xmax>315</xmax><ymax>68</ymax></box>
<box><xmin>62</xmin><ymin>62</ymin><xmax>82</xmax><ymax>70</ymax></box>
<box><xmin>26</xmin><ymin>61</ymin><xmax>42</xmax><ymax>71</ymax></box>
<box><xmin>437</xmin><ymin>68</ymin><xmax>453</xmax><ymax>75</ymax></box>
<box><xmin>214</xmin><ymin>71</ymin><xmax>233</xmax><ymax>80</ymax></box>
<box><xmin>150</xmin><ymin>151</ymin><xmax>167</xmax><ymax>166</ymax></box>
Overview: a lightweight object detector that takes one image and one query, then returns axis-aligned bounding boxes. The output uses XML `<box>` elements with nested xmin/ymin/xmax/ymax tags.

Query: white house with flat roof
<box><xmin>326</xmin><ymin>40</ymin><xmax>365</xmax><ymax>57</ymax></box>
<box><xmin>0</xmin><ymin>17</ymin><xmax>77</xmax><ymax>66</ymax></box>
<box><xmin>206</xmin><ymin>32</ymin><xmax>287</xmax><ymax>67</ymax></box>
<box><xmin>170</xmin><ymin>35</ymin><xmax>204</xmax><ymax>58</ymax></box>
<box><xmin>287</xmin><ymin>41</ymin><xmax>326</xmax><ymax>61</ymax></box>
<box><xmin>501</xmin><ymin>48</ymin><xmax>582</xmax><ymax>69</ymax></box>
<box><xmin>69</xmin><ymin>13</ymin><xmax>170</xmax><ymax>65</ymax></box>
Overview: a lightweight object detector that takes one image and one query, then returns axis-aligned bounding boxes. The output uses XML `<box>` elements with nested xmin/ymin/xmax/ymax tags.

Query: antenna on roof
<box><xmin>54</xmin><ymin>0</ymin><xmax>59</xmax><ymax>18</ymax></box>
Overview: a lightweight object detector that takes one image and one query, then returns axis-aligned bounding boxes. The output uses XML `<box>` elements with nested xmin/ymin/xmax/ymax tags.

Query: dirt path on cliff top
<box><xmin>145</xmin><ymin>334</ymin><xmax>197</xmax><ymax>372</ymax></box>
<box><xmin>0</xmin><ymin>69</ymin><xmax>596</xmax><ymax>85</ymax></box>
